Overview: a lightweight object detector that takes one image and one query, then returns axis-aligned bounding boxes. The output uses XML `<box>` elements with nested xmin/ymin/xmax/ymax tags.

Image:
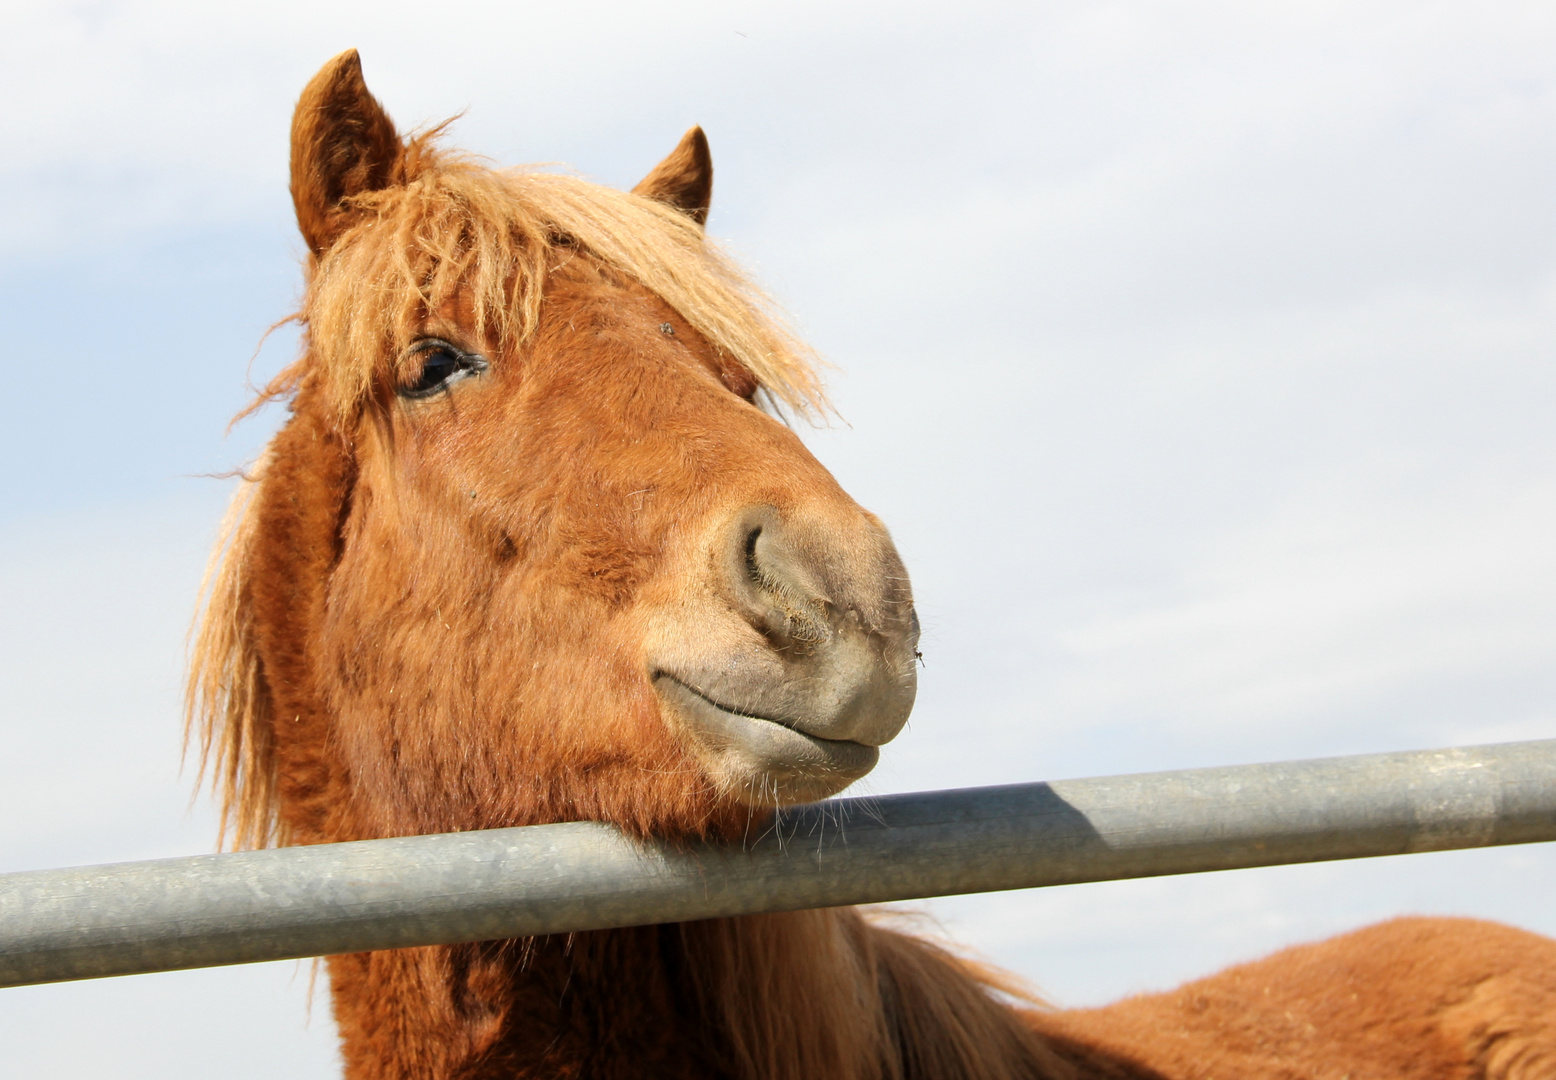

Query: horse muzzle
<box><xmin>648</xmin><ymin>504</ymin><xmax>919</xmax><ymax>807</ymax></box>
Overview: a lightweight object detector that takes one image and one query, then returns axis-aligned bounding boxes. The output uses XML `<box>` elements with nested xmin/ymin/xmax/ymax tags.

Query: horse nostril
<box><xmin>744</xmin><ymin>525</ymin><xmax>763</xmax><ymax>587</ymax></box>
<box><xmin>727</xmin><ymin>511</ymin><xmax>830</xmax><ymax>649</ymax></box>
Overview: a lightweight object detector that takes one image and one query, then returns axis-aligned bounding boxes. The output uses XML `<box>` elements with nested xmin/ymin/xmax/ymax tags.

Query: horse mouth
<box><xmin>651</xmin><ymin>672</ymin><xmax>880</xmax><ymax>806</ymax></box>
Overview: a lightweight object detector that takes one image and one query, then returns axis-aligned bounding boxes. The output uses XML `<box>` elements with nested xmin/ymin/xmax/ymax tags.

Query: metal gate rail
<box><xmin>3</xmin><ymin>739</ymin><xmax>1553</xmax><ymax>987</ymax></box>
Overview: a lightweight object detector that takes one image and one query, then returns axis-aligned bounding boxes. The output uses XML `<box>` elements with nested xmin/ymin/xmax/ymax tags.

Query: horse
<box><xmin>188</xmin><ymin>50</ymin><xmax>1556</xmax><ymax>1080</ymax></box>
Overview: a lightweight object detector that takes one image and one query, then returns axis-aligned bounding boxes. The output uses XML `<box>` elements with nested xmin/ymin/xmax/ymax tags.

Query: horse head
<box><xmin>191</xmin><ymin>50</ymin><xmax>919</xmax><ymax>849</ymax></box>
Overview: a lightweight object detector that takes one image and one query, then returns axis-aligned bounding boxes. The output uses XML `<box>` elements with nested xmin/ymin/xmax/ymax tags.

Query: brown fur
<box><xmin>1041</xmin><ymin>916</ymin><xmax>1556</xmax><ymax>1080</ymax></box>
<box><xmin>188</xmin><ymin>50</ymin><xmax>1556</xmax><ymax>1080</ymax></box>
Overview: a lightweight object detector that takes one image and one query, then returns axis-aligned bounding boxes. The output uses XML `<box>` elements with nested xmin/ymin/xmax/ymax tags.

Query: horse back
<box><xmin>1031</xmin><ymin>916</ymin><xmax>1556</xmax><ymax>1080</ymax></box>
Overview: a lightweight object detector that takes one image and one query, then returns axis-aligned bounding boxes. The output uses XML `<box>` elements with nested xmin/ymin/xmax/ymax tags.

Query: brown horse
<box><xmin>189</xmin><ymin>50</ymin><xmax>1556</xmax><ymax>1080</ymax></box>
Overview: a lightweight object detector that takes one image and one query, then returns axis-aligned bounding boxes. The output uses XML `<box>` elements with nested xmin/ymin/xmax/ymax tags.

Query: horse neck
<box><xmin>324</xmin><ymin>910</ymin><xmax>889</xmax><ymax>1080</ymax></box>
<box><xmin>323</xmin><ymin>908</ymin><xmax>1087</xmax><ymax>1080</ymax></box>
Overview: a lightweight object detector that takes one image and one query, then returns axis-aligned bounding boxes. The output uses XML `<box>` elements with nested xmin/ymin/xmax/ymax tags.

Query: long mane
<box><xmin>186</xmin><ymin>139</ymin><xmax>826</xmax><ymax>850</ymax></box>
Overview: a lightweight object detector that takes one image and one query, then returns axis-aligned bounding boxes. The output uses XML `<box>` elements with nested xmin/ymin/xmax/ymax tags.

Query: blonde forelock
<box><xmin>303</xmin><ymin>153</ymin><xmax>826</xmax><ymax>420</ymax></box>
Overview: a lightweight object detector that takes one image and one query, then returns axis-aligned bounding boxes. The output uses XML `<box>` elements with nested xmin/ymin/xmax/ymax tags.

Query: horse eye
<box><xmin>401</xmin><ymin>339</ymin><xmax>488</xmax><ymax>399</ymax></box>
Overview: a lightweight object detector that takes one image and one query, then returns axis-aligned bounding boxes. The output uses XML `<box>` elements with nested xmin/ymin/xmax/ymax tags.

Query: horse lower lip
<box><xmin>651</xmin><ymin>673</ymin><xmax>879</xmax><ymax>792</ymax></box>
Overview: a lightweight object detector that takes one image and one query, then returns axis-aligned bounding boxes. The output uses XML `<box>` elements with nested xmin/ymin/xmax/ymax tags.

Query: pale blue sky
<box><xmin>5</xmin><ymin>3</ymin><xmax>1556</xmax><ymax>1075</ymax></box>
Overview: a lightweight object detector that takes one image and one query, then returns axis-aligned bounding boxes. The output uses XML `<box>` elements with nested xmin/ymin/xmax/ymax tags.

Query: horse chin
<box><xmin>652</xmin><ymin>674</ymin><xmax>881</xmax><ymax>807</ymax></box>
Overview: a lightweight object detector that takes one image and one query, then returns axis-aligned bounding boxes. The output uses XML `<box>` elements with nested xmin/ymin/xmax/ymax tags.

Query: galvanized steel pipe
<box><xmin>3</xmin><ymin>739</ymin><xmax>1554</xmax><ymax>987</ymax></box>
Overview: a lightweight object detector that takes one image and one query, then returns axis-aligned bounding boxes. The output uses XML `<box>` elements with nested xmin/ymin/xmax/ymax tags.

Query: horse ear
<box><xmin>631</xmin><ymin>126</ymin><xmax>713</xmax><ymax>227</ymax></box>
<box><xmin>290</xmin><ymin>50</ymin><xmax>402</xmax><ymax>256</ymax></box>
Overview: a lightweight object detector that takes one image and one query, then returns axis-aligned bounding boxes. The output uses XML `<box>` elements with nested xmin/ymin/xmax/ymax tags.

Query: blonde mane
<box><xmin>187</xmin><ymin>471</ymin><xmax>272</xmax><ymax>849</ymax></box>
<box><xmin>187</xmin><ymin>142</ymin><xmax>826</xmax><ymax>850</ymax></box>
